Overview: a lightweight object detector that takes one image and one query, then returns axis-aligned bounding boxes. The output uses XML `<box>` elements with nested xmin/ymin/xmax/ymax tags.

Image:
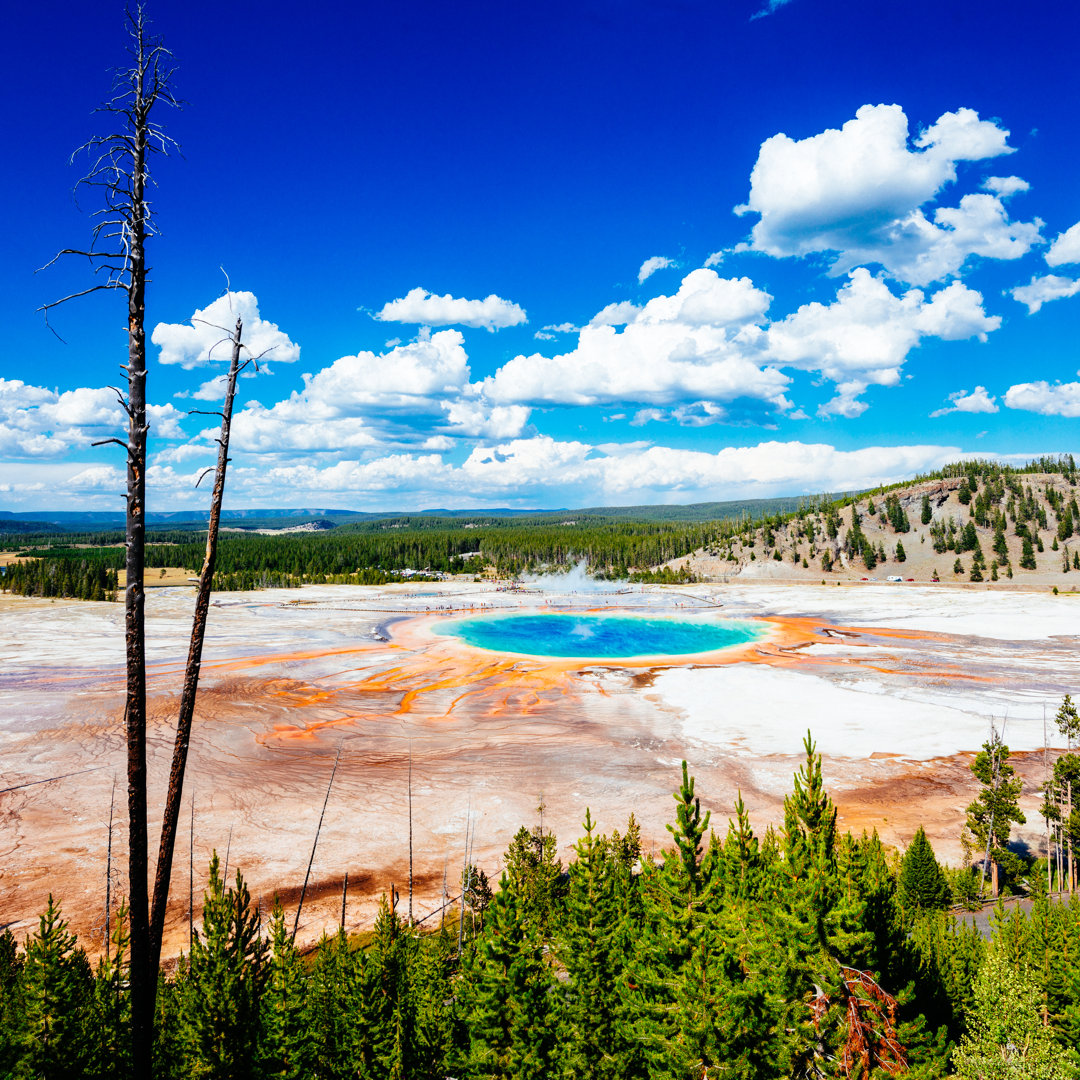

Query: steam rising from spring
<box><xmin>519</xmin><ymin>559</ymin><xmax>627</xmax><ymax>595</ymax></box>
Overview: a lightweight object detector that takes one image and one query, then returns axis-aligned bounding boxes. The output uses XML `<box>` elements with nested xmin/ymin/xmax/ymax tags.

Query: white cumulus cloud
<box><xmin>1012</xmin><ymin>274</ymin><xmax>1080</xmax><ymax>314</ymax></box>
<box><xmin>751</xmin><ymin>0</ymin><xmax>795</xmax><ymax>19</ymax></box>
<box><xmin>982</xmin><ymin>175</ymin><xmax>1029</xmax><ymax>198</ymax></box>
<box><xmin>1046</xmin><ymin>222</ymin><xmax>1080</xmax><ymax>267</ymax></box>
<box><xmin>483</xmin><ymin>267</ymin><xmax>999</xmax><ymax>422</ymax></box>
<box><xmin>0</xmin><ymin>434</ymin><xmax>985</xmax><ymax>511</ymax></box>
<box><xmin>483</xmin><ymin>270</ymin><xmax>788</xmax><ymax>414</ymax></box>
<box><xmin>589</xmin><ymin>301</ymin><xmax>641</xmax><ymax>327</ymax></box>
<box><xmin>1004</xmin><ymin>379</ymin><xmax>1080</xmax><ymax>418</ymax></box>
<box><xmin>215</xmin><ymin>329</ymin><xmax>530</xmax><ymax>457</ymax></box>
<box><xmin>929</xmin><ymin>386</ymin><xmax>999</xmax><ymax>417</ymax></box>
<box><xmin>638</xmin><ymin>256</ymin><xmax>676</xmax><ymax>283</ymax></box>
<box><xmin>535</xmin><ymin>322</ymin><xmax>580</xmax><ymax>341</ymax></box>
<box><xmin>152</xmin><ymin>292</ymin><xmax>300</xmax><ymax>370</ymax></box>
<box><xmin>0</xmin><ymin>378</ymin><xmax>186</xmax><ymax>459</ymax></box>
<box><xmin>374</xmin><ymin>287</ymin><xmax>526</xmax><ymax>331</ymax></box>
<box><xmin>764</xmin><ymin>269</ymin><xmax>999</xmax><ymax>417</ymax></box>
<box><xmin>736</xmin><ymin>104</ymin><xmax>1038</xmax><ymax>286</ymax></box>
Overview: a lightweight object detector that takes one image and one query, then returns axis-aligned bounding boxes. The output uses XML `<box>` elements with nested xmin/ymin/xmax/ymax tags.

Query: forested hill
<box><xmin>672</xmin><ymin>454</ymin><xmax>1080</xmax><ymax>587</ymax></box>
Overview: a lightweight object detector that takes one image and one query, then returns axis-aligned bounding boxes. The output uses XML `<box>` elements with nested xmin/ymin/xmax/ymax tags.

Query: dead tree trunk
<box><xmin>124</xmin><ymin>100</ymin><xmax>152</xmax><ymax>1069</ymax></box>
<box><xmin>38</xmin><ymin>11</ymin><xmax>179</xmax><ymax>1074</ymax></box>
<box><xmin>148</xmin><ymin>317</ymin><xmax>246</xmax><ymax>977</ymax></box>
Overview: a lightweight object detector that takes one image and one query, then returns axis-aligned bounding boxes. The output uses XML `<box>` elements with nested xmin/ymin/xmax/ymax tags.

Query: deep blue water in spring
<box><xmin>436</xmin><ymin>613</ymin><xmax>764</xmax><ymax>659</ymax></box>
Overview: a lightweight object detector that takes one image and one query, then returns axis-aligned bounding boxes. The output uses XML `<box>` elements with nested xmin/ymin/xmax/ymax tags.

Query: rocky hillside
<box><xmin>672</xmin><ymin>458</ymin><xmax>1080</xmax><ymax>587</ymax></box>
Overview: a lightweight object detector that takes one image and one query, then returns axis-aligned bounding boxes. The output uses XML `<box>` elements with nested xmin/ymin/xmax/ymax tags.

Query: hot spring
<box><xmin>434</xmin><ymin>612</ymin><xmax>767</xmax><ymax>660</ymax></box>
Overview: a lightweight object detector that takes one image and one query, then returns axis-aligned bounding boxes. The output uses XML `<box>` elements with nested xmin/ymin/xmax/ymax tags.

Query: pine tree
<box><xmin>967</xmin><ymin>733</ymin><xmax>1026</xmax><ymax>894</ymax></box>
<box><xmin>502</xmin><ymin>823</ymin><xmax>562</xmax><ymax>935</ymax></box>
<box><xmin>994</xmin><ymin>525</ymin><xmax>1009</xmax><ymax>561</ymax></box>
<box><xmin>180</xmin><ymin>854</ymin><xmax>268</xmax><ymax>1080</ymax></box>
<box><xmin>365</xmin><ymin>895</ymin><xmax>418</xmax><ymax>1079</ymax></box>
<box><xmin>15</xmin><ymin>895</ymin><xmax>93</xmax><ymax>1080</ymax></box>
<box><xmin>260</xmin><ymin>904</ymin><xmax>313</xmax><ymax>1080</ymax></box>
<box><xmin>409</xmin><ymin>929</ymin><xmax>457</xmax><ymax>1080</ymax></box>
<box><xmin>898</xmin><ymin>828</ymin><xmax>951</xmax><ymax>911</ymax></box>
<box><xmin>459</xmin><ymin>875</ymin><xmax>559</xmax><ymax>1080</ymax></box>
<box><xmin>906</xmin><ymin>909</ymin><xmax>985</xmax><ymax>1048</ymax></box>
<box><xmin>921</xmin><ymin>494</ymin><xmax>933</xmax><ymax>525</ymax></box>
<box><xmin>628</xmin><ymin>762</ymin><xmax>719</xmax><ymax>1079</ymax></box>
<box><xmin>783</xmin><ymin>734</ymin><xmax>841</xmax><ymax>930</ymax></box>
<box><xmin>0</xmin><ymin>928</ymin><xmax>25</xmax><ymax>1077</ymax></box>
<box><xmin>710</xmin><ymin>795</ymin><xmax>787</xmax><ymax>1077</ymax></box>
<box><xmin>305</xmin><ymin>927</ymin><xmax>366</xmax><ymax>1080</ymax></box>
<box><xmin>90</xmin><ymin>903</ymin><xmax>131</xmax><ymax>1080</ymax></box>
<box><xmin>1060</xmin><ymin>696</ymin><xmax>1080</xmax><ymax>748</ymax></box>
<box><xmin>558</xmin><ymin>810</ymin><xmax>634</xmax><ymax>1080</ymax></box>
<box><xmin>775</xmin><ymin>735</ymin><xmax>880</xmax><ymax>1077</ymax></box>
<box><xmin>716</xmin><ymin>792</ymin><xmax>764</xmax><ymax>901</ymax></box>
<box><xmin>628</xmin><ymin>763</ymin><xmax>782</xmax><ymax>1079</ymax></box>
<box><xmin>155</xmin><ymin>964</ymin><xmax>188</xmax><ymax>1080</ymax></box>
<box><xmin>1021</xmin><ymin>536</ymin><xmax>1038</xmax><ymax>569</ymax></box>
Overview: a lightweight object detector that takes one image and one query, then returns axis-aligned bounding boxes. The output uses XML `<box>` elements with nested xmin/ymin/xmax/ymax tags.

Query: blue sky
<box><xmin>2</xmin><ymin>0</ymin><xmax>1079</xmax><ymax>511</ymax></box>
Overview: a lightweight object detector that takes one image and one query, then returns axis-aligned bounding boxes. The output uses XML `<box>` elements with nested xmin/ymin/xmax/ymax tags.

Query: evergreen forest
<box><xmin>2</xmin><ymin>741</ymin><xmax>1078</xmax><ymax>1080</ymax></box>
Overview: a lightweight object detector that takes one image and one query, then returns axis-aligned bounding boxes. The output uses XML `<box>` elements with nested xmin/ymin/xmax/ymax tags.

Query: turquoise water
<box><xmin>437</xmin><ymin>612</ymin><xmax>765</xmax><ymax>659</ymax></box>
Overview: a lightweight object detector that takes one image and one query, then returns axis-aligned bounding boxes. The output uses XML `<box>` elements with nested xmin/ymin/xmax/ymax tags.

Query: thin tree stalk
<box><xmin>1045</xmin><ymin>707</ymin><xmax>1052</xmax><ymax>896</ymax></box>
<box><xmin>292</xmin><ymin>742</ymin><xmax>343</xmax><ymax>943</ymax></box>
<box><xmin>148</xmin><ymin>315</ymin><xmax>245</xmax><ymax>977</ymax></box>
<box><xmin>458</xmin><ymin>805</ymin><xmax>471</xmax><ymax>953</ymax></box>
<box><xmin>408</xmin><ymin>741</ymin><xmax>414</xmax><ymax>927</ymax></box>
<box><xmin>1062</xmin><ymin>777</ymin><xmax>1071</xmax><ymax>894</ymax></box>
<box><xmin>223</xmin><ymin>825</ymin><xmax>234</xmax><ymax>882</ymax></box>
<box><xmin>189</xmin><ymin>794</ymin><xmax>194</xmax><ymax>952</ymax></box>
<box><xmin>105</xmin><ymin>778</ymin><xmax>115</xmax><ymax>962</ymax></box>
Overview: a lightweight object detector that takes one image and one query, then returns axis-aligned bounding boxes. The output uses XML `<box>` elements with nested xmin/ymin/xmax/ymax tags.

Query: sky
<box><xmin>2</xmin><ymin>0</ymin><xmax>1079</xmax><ymax>512</ymax></box>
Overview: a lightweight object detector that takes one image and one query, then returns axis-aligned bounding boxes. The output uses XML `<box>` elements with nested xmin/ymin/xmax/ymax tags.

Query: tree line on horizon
<box><xmin>5</xmin><ymin>455</ymin><xmax>1080</xmax><ymax>599</ymax></box>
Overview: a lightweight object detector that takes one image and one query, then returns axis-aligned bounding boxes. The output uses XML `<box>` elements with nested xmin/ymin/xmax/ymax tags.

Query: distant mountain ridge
<box><xmin>0</xmin><ymin>493</ymin><xmax>838</xmax><ymax>534</ymax></box>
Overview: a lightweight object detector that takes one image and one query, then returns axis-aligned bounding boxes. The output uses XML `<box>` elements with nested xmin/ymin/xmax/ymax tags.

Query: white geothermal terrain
<box><xmin>1</xmin><ymin>580</ymin><xmax>1076</xmax><ymax>956</ymax></box>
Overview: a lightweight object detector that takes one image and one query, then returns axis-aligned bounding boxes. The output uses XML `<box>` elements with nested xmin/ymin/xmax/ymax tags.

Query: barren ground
<box><xmin>1</xmin><ymin>580</ymin><xmax>1076</xmax><ymax>959</ymax></box>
